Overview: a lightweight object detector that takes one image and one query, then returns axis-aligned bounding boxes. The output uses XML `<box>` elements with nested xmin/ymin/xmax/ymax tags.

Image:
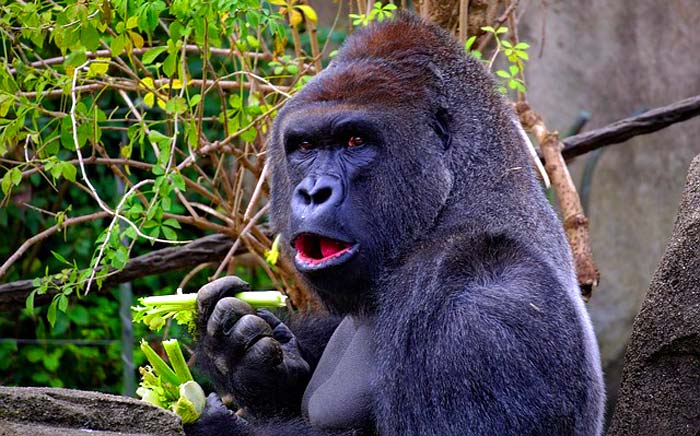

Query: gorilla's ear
<box><xmin>433</xmin><ymin>107</ymin><xmax>452</xmax><ymax>150</ymax></box>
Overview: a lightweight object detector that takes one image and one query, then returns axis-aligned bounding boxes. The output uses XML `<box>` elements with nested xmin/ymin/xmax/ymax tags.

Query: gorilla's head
<box><xmin>267</xmin><ymin>13</ymin><xmax>529</xmax><ymax>313</ymax></box>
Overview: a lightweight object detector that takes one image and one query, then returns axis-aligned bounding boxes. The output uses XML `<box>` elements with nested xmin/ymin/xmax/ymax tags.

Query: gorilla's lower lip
<box><xmin>292</xmin><ymin>233</ymin><xmax>358</xmax><ymax>270</ymax></box>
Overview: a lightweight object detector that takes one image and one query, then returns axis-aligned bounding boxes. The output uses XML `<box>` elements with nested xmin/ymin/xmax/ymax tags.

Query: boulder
<box><xmin>606</xmin><ymin>155</ymin><xmax>700</xmax><ymax>435</ymax></box>
<box><xmin>0</xmin><ymin>387</ymin><xmax>184</xmax><ymax>436</ymax></box>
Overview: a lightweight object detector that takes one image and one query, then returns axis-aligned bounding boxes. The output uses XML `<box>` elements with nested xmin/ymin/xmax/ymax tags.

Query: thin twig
<box><xmin>211</xmin><ymin>204</ymin><xmax>270</xmax><ymax>280</ymax></box>
<box><xmin>0</xmin><ymin>212</ymin><xmax>110</xmax><ymax>279</ymax></box>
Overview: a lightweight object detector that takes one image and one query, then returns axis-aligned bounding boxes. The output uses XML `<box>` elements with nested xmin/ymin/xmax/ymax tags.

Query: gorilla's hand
<box><xmin>184</xmin><ymin>393</ymin><xmax>249</xmax><ymax>436</ymax></box>
<box><xmin>196</xmin><ymin>277</ymin><xmax>311</xmax><ymax>417</ymax></box>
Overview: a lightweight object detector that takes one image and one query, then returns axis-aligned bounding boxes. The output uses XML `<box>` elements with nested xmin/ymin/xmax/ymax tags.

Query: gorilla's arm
<box><xmin>285</xmin><ymin>312</ymin><xmax>344</xmax><ymax>370</ymax></box>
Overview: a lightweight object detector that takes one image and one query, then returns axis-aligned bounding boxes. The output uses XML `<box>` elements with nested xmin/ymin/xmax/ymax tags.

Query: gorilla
<box><xmin>185</xmin><ymin>12</ymin><xmax>604</xmax><ymax>436</ymax></box>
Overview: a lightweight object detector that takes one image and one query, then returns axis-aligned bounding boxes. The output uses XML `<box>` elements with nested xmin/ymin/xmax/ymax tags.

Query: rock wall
<box><xmin>606</xmin><ymin>154</ymin><xmax>700</xmax><ymax>435</ymax></box>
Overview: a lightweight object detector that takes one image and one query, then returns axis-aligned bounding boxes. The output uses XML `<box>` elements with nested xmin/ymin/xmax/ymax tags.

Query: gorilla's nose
<box><xmin>292</xmin><ymin>175</ymin><xmax>343</xmax><ymax>216</ymax></box>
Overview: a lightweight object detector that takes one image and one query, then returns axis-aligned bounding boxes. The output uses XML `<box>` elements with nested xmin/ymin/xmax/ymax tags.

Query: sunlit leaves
<box><xmin>350</xmin><ymin>2</ymin><xmax>396</xmax><ymax>26</ymax></box>
<box><xmin>86</xmin><ymin>58</ymin><xmax>111</xmax><ymax>78</ymax></box>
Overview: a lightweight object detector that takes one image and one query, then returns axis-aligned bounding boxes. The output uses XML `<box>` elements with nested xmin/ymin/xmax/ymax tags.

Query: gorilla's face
<box><xmin>282</xmin><ymin>110</ymin><xmax>381</xmax><ymax>277</ymax></box>
<box><xmin>269</xmin><ymin>91</ymin><xmax>453</xmax><ymax>313</ymax></box>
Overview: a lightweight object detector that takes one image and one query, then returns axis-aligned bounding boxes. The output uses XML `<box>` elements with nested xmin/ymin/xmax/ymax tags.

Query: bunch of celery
<box><xmin>132</xmin><ymin>291</ymin><xmax>287</xmax><ymax>332</ymax></box>
<box><xmin>137</xmin><ymin>338</ymin><xmax>206</xmax><ymax>424</ymax></box>
<box><xmin>133</xmin><ymin>290</ymin><xmax>287</xmax><ymax>423</ymax></box>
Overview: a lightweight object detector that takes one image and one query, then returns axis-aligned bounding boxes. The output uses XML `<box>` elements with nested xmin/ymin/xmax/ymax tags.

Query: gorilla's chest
<box><xmin>301</xmin><ymin>316</ymin><xmax>376</xmax><ymax>432</ymax></box>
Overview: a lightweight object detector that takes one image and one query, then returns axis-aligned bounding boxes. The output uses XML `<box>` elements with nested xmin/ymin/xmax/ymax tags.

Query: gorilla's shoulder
<box><xmin>384</xmin><ymin>229</ymin><xmax>574</xmax><ymax>312</ymax></box>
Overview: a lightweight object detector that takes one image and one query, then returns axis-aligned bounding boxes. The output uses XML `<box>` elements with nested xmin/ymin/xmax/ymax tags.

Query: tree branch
<box><xmin>0</xmin><ymin>212</ymin><xmax>111</xmax><ymax>280</ymax></box>
<box><xmin>516</xmin><ymin>101</ymin><xmax>599</xmax><ymax>299</ymax></box>
<box><xmin>0</xmin><ymin>233</ymin><xmax>243</xmax><ymax>309</ymax></box>
<box><xmin>562</xmin><ymin>94</ymin><xmax>700</xmax><ymax>160</ymax></box>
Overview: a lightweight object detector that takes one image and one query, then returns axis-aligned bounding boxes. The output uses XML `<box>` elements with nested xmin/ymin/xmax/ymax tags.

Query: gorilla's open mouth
<box><xmin>292</xmin><ymin>233</ymin><xmax>357</xmax><ymax>270</ymax></box>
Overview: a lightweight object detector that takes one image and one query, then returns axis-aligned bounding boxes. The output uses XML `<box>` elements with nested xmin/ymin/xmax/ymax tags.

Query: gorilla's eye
<box><xmin>348</xmin><ymin>136</ymin><xmax>365</xmax><ymax>148</ymax></box>
<box><xmin>298</xmin><ymin>140</ymin><xmax>314</xmax><ymax>151</ymax></box>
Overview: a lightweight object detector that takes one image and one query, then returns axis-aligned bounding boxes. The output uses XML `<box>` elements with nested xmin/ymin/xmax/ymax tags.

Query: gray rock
<box><xmin>0</xmin><ymin>387</ymin><xmax>184</xmax><ymax>436</ymax></box>
<box><xmin>606</xmin><ymin>154</ymin><xmax>700</xmax><ymax>435</ymax></box>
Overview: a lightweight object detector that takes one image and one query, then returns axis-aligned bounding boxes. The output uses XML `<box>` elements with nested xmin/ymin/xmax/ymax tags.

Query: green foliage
<box><xmin>0</xmin><ymin>0</ymin><xmax>336</xmax><ymax>393</ymax></box>
<box><xmin>349</xmin><ymin>2</ymin><xmax>397</xmax><ymax>27</ymax></box>
<box><xmin>466</xmin><ymin>26</ymin><xmax>531</xmax><ymax>97</ymax></box>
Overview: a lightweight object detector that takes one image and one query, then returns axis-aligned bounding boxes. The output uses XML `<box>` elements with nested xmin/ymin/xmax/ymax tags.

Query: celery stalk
<box><xmin>163</xmin><ymin>339</ymin><xmax>193</xmax><ymax>383</ymax></box>
<box><xmin>234</xmin><ymin>291</ymin><xmax>288</xmax><ymax>309</ymax></box>
<box><xmin>132</xmin><ymin>290</ymin><xmax>287</xmax><ymax>332</ymax></box>
<box><xmin>140</xmin><ymin>339</ymin><xmax>180</xmax><ymax>387</ymax></box>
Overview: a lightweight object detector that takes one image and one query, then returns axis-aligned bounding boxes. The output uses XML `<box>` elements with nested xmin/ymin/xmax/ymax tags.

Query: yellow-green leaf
<box><xmin>289</xmin><ymin>9</ymin><xmax>303</xmax><ymax>27</ymax></box>
<box><xmin>126</xmin><ymin>16</ymin><xmax>139</xmax><ymax>29</ymax></box>
<box><xmin>295</xmin><ymin>5</ymin><xmax>317</xmax><ymax>24</ymax></box>
<box><xmin>144</xmin><ymin>93</ymin><xmax>155</xmax><ymax>108</ymax></box>
<box><xmin>129</xmin><ymin>31</ymin><xmax>144</xmax><ymax>49</ymax></box>
<box><xmin>87</xmin><ymin>58</ymin><xmax>110</xmax><ymax>78</ymax></box>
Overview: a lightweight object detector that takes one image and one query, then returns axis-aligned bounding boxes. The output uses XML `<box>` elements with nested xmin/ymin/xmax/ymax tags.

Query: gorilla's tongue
<box><xmin>295</xmin><ymin>234</ymin><xmax>351</xmax><ymax>263</ymax></box>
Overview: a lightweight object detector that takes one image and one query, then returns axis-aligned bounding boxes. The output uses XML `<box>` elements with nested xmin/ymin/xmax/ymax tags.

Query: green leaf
<box><xmin>51</xmin><ymin>251</ymin><xmax>71</xmax><ymax>265</ymax></box>
<box><xmin>126</xmin><ymin>16</ymin><xmax>139</xmax><ymax>30</ymax></box>
<box><xmin>67</xmin><ymin>305</ymin><xmax>89</xmax><ymax>325</ymax></box>
<box><xmin>47</xmin><ymin>299</ymin><xmax>58</xmax><ymax>327</ymax></box>
<box><xmin>1</xmin><ymin>171</ymin><xmax>13</xmax><ymax>195</ymax></box>
<box><xmin>509</xmin><ymin>65</ymin><xmax>519</xmax><ymax>75</ymax></box>
<box><xmin>10</xmin><ymin>167</ymin><xmax>21</xmax><ymax>186</ymax></box>
<box><xmin>61</xmin><ymin>162</ymin><xmax>77</xmax><ymax>182</ymax></box>
<box><xmin>142</xmin><ymin>46</ymin><xmax>167</xmax><ymax>64</ymax></box>
<box><xmin>465</xmin><ymin>35</ymin><xmax>477</xmax><ymax>51</ymax></box>
<box><xmin>481</xmin><ymin>26</ymin><xmax>495</xmax><ymax>33</ymax></box>
<box><xmin>112</xmin><ymin>246</ymin><xmax>128</xmax><ymax>269</ymax></box>
<box><xmin>163</xmin><ymin>52</ymin><xmax>177</xmax><ymax>77</ymax></box>
<box><xmin>164</xmin><ymin>97</ymin><xmax>187</xmax><ymax>114</ymax></box>
<box><xmin>496</xmin><ymin>26</ymin><xmax>508</xmax><ymax>34</ymax></box>
<box><xmin>58</xmin><ymin>294</ymin><xmax>68</xmax><ymax>312</ymax></box>
<box><xmin>110</xmin><ymin>34</ymin><xmax>127</xmax><ymax>56</ymax></box>
<box><xmin>25</xmin><ymin>346</ymin><xmax>43</xmax><ymax>363</ymax></box>
<box><xmin>240</xmin><ymin>127</ymin><xmax>257</xmax><ymax>143</ymax></box>
<box><xmin>496</xmin><ymin>70</ymin><xmax>510</xmax><ymax>78</ymax></box>
<box><xmin>188</xmin><ymin>94</ymin><xmax>201</xmax><ymax>107</ymax></box>
<box><xmin>163</xmin><ymin>218</ymin><xmax>181</xmax><ymax>229</ymax></box>
<box><xmin>161</xmin><ymin>225</ymin><xmax>177</xmax><ymax>241</ymax></box>
<box><xmin>25</xmin><ymin>290</ymin><xmax>36</xmax><ymax>314</ymax></box>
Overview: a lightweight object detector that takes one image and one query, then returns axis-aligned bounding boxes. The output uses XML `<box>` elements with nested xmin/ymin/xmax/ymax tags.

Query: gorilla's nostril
<box><xmin>296</xmin><ymin>188</ymin><xmax>312</xmax><ymax>205</ymax></box>
<box><xmin>312</xmin><ymin>186</ymin><xmax>332</xmax><ymax>205</ymax></box>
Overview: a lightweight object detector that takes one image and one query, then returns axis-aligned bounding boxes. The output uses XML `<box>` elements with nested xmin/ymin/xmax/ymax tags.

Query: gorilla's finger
<box><xmin>197</xmin><ymin>276</ymin><xmax>251</xmax><ymax>320</ymax></box>
<box><xmin>240</xmin><ymin>336</ymin><xmax>284</xmax><ymax>367</ymax></box>
<box><xmin>203</xmin><ymin>392</ymin><xmax>234</xmax><ymax>418</ymax></box>
<box><xmin>206</xmin><ymin>297</ymin><xmax>255</xmax><ymax>338</ymax></box>
<box><xmin>257</xmin><ymin>310</ymin><xmax>295</xmax><ymax>344</ymax></box>
<box><xmin>225</xmin><ymin>314</ymin><xmax>274</xmax><ymax>350</ymax></box>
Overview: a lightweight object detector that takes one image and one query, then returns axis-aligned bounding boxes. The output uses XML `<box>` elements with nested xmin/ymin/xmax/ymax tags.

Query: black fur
<box><xmin>188</xmin><ymin>12</ymin><xmax>604</xmax><ymax>436</ymax></box>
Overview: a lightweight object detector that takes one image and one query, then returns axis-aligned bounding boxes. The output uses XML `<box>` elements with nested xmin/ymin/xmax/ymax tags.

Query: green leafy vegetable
<box><xmin>137</xmin><ymin>339</ymin><xmax>205</xmax><ymax>424</ymax></box>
